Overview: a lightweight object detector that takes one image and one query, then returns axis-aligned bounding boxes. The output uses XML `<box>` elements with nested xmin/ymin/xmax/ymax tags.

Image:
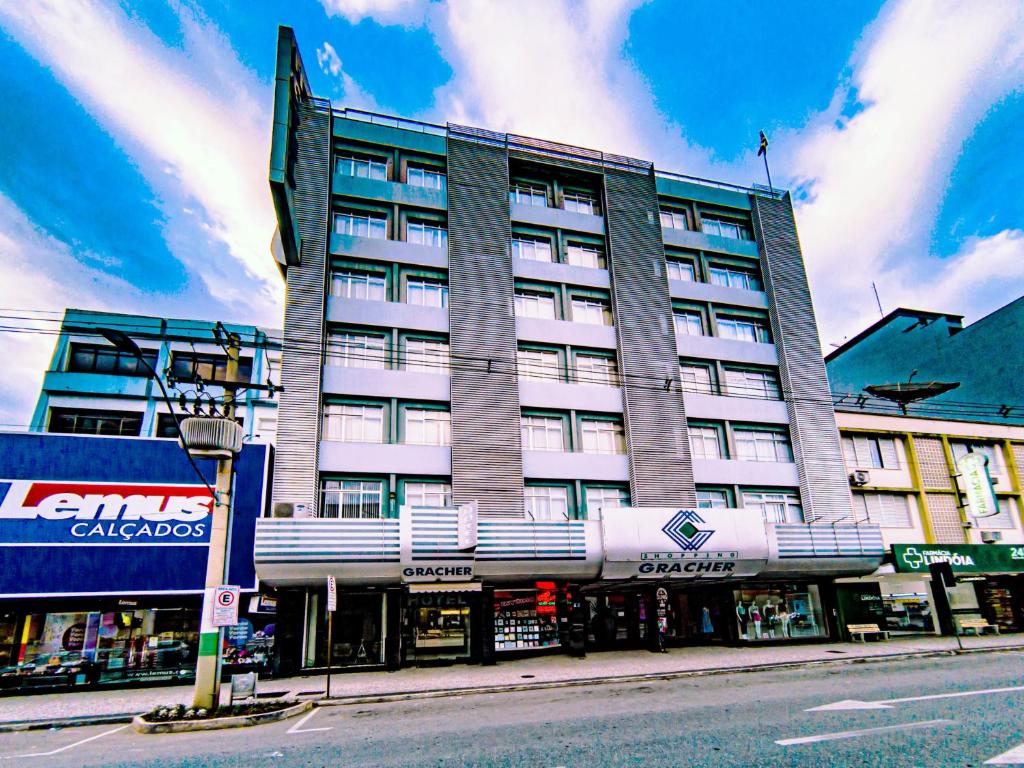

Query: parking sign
<box><xmin>213</xmin><ymin>585</ymin><xmax>240</xmax><ymax>627</ymax></box>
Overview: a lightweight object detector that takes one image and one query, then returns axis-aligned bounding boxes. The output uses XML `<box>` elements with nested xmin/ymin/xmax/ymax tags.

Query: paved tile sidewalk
<box><xmin>1</xmin><ymin>633</ymin><xmax>1020</xmax><ymax>725</ymax></box>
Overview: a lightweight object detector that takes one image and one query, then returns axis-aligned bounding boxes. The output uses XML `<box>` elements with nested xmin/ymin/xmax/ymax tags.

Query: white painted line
<box><xmin>1</xmin><ymin>724</ymin><xmax>130</xmax><ymax>759</ymax></box>
<box><xmin>775</xmin><ymin>719</ymin><xmax>954</xmax><ymax>746</ymax></box>
<box><xmin>986</xmin><ymin>742</ymin><xmax>1024</xmax><ymax>765</ymax></box>
<box><xmin>806</xmin><ymin>685</ymin><xmax>1024</xmax><ymax>712</ymax></box>
<box><xmin>286</xmin><ymin>707</ymin><xmax>332</xmax><ymax>735</ymax></box>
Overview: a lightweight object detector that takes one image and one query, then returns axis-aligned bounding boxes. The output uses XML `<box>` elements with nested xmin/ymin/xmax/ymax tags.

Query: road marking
<box><xmin>287</xmin><ymin>707</ymin><xmax>332</xmax><ymax>735</ymax></box>
<box><xmin>806</xmin><ymin>685</ymin><xmax>1024</xmax><ymax>712</ymax></box>
<box><xmin>1</xmin><ymin>724</ymin><xmax>130</xmax><ymax>759</ymax></box>
<box><xmin>986</xmin><ymin>743</ymin><xmax>1024</xmax><ymax>765</ymax></box>
<box><xmin>776</xmin><ymin>719</ymin><xmax>954</xmax><ymax>746</ymax></box>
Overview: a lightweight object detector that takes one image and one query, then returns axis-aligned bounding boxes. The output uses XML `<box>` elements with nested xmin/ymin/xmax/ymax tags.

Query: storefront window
<box><xmin>10</xmin><ymin>608</ymin><xmax>199</xmax><ymax>686</ymax></box>
<box><xmin>494</xmin><ymin>586</ymin><xmax>560</xmax><ymax>652</ymax></box>
<box><xmin>880</xmin><ymin>582</ymin><xmax>934</xmax><ymax>633</ymax></box>
<box><xmin>407</xmin><ymin>593</ymin><xmax>471</xmax><ymax>661</ymax></box>
<box><xmin>306</xmin><ymin>592</ymin><xmax>385</xmax><ymax>668</ymax></box>
<box><xmin>733</xmin><ymin>584</ymin><xmax>826</xmax><ymax>641</ymax></box>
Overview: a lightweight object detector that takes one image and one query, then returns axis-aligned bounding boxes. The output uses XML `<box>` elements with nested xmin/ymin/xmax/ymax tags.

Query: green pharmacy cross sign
<box><xmin>893</xmin><ymin>544</ymin><xmax>1024</xmax><ymax>575</ymax></box>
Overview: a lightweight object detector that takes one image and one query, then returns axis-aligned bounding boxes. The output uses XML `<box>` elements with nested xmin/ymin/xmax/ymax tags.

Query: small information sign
<box><xmin>212</xmin><ymin>585</ymin><xmax>240</xmax><ymax>628</ymax></box>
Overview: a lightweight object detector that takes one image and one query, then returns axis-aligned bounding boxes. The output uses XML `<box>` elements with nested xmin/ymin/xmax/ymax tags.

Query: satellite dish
<box><xmin>864</xmin><ymin>381</ymin><xmax>960</xmax><ymax>414</ymax></box>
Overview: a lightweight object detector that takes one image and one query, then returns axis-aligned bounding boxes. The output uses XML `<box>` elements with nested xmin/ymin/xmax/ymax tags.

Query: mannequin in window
<box><xmin>763</xmin><ymin>601</ymin><xmax>777</xmax><ymax>639</ymax></box>
<box><xmin>777</xmin><ymin>603</ymin><xmax>790</xmax><ymax>638</ymax></box>
<box><xmin>750</xmin><ymin>603</ymin><xmax>762</xmax><ymax>639</ymax></box>
<box><xmin>735</xmin><ymin>601</ymin><xmax>748</xmax><ymax>640</ymax></box>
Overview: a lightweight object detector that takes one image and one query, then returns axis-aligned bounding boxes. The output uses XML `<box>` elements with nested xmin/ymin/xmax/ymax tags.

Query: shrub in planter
<box><xmin>143</xmin><ymin>702</ymin><xmax>292</xmax><ymax>722</ymax></box>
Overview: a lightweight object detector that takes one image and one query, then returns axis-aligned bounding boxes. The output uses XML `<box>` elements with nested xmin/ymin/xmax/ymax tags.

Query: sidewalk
<box><xmin>1</xmin><ymin>633</ymin><xmax>1020</xmax><ymax>728</ymax></box>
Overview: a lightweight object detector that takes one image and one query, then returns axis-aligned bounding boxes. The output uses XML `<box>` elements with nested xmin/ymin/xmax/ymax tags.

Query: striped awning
<box><xmin>407</xmin><ymin>582</ymin><xmax>482</xmax><ymax>593</ymax></box>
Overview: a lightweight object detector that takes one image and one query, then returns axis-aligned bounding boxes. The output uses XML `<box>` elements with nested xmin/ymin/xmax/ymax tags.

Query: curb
<box><xmin>0</xmin><ymin>713</ymin><xmax>137</xmax><ymax>733</ymax></box>
<box><xmin>131</xmin><ymin>700</ymin><xmax>311</xmax><ymax>734</ymax></box>
<box><xmin>316</xmin><ymin>644</ymin><xmax>1024</xmax><ymax>707</ymax></box>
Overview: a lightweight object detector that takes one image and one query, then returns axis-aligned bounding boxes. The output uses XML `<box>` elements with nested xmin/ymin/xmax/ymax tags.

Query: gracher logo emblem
<box><xmin>662</xmin><ymin>510</ymin><xmax>714</xmax><ymax>551</ymax></box>
<box><xmin>901</xmin><ymin>547</ymin><xmax>923</xmax><ymax>569</ymax></box>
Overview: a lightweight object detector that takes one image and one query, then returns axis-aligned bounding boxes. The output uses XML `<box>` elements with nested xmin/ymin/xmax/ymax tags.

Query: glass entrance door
<box><xmin>407</xmin><ymin>593</ymin><xmax>472</xmax><ymax>662</ymax></box>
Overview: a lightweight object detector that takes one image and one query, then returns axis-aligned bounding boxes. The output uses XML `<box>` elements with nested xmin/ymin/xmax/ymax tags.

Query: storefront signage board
<box><xmin>400</xmin><ymin>506</ymin><xmax>475</xmax><ymax>582</ymax></box>
<box><xmin>601</xmin><ymin>507</ymin><xmax>770</xmax><ymax>580</ymax></box>
<box><xmin>892</xmin><ymin>543</ymin><xmax>1024</xmax><ymax>574</ymax></box>
<box><xmin>0</xmin><ymin>434</ymin><xmax>269</xmax><ymax>597</ymax></box>
<box><xmin>957</xmin><ymin>453</ymin><xmax>999</xmax><ymax>520</ymax></box>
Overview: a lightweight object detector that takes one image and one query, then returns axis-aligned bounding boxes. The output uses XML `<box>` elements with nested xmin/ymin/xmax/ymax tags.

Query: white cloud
<box><xmin>320</xmin><ymin>0</ymin><xmax>427</xmax><ymax>27</ymax></box>
<box><xmin>0</xmin><ymin>194</ymin><xmax>143</xmax><ymax>429</ymax></box>
<box><xmin>0</xmin><ymin>0</ymin><xmax>282</xmax><ymax>321</ymax></box>
<box><xmin>317</xmin><ymin>41</ymin><xmax>343</xmax><ymax>76</ymax></box>
<box><xmin>788</xmin><ymin>0</ymin><xmax>1024</xmax><ymax>344</ymax></box>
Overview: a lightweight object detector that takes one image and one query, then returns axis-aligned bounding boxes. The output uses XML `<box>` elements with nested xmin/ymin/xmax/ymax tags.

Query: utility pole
<box><xmin>193</xmin><ymin>329</ymin><xmax>242</xmax><ymax>710</ymax></box>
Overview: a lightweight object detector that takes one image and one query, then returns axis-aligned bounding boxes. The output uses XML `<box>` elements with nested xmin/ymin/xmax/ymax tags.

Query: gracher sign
<box><xmin>892</xmin><ymin>544</ymin><xmax>1024</xmax><ymax>575</ymax></box>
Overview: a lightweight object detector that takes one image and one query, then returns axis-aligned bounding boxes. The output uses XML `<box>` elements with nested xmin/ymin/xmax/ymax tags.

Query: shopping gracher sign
<box><xmin>0</xmin><ymin>480</ymin><xmax>214</xmax><ymax>545</ymax></box>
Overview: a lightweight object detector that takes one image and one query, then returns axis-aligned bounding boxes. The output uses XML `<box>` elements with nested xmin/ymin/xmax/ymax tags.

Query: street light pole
<box><xmin>192</xmin><ymin>331</ymin><xmax>241</xmax><ymax>711</ymax></box>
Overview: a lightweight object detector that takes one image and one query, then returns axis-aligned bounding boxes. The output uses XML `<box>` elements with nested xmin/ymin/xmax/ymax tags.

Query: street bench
<box><xmin>958</xmin><ymin>618</ymin><xmax>1000</xmax><ymax>635</ymax></box>
<box><xmin>847</xmin><ymin>623</ymin><xmax>890</xmax><ymax>642</ymax></box>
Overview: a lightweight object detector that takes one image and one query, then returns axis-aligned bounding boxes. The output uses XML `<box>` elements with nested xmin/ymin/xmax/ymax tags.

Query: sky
<box><xmin>0</xmin><ymin>0</ymin><xmax>1022</xmax><ymax>428</ymax></box>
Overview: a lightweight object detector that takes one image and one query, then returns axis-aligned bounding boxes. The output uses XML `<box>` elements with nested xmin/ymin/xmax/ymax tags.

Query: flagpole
<box><xmin>758</xmin><ymin>130</ymin><xmax>774</xmax><ymax>195</ymax></box>
<box><xmin>762</xmin><ymin>152</ymin><xmax>774</xmax><ymax>195</ymax></box>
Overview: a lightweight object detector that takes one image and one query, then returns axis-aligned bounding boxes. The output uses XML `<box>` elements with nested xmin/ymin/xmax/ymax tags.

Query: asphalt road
<box><xmin>2</xmin><ymin>651</ymin><xmax>1023</xmax><ymax>767</ymax></box>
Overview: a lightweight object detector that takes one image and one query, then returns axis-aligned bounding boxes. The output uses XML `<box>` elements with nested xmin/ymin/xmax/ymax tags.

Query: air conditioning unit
<box><xmin>849</xmin><ymin>470</ymin><xmax>871</xmax><ymax>486</ymax></box>
<box><xmin>272</xmin><ymin>502</ymin><xmax>294</xmax><ymax>519</ymax></box>
<box><xmin>981</xmin><ymin>530</ymin><xmax>1003</xmax><ymax>544</ymax></box>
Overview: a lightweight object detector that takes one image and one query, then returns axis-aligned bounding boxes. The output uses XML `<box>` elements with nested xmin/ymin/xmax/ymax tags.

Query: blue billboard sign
<box><xmin>0</xmin><ymin>433</ymin><xmax>269</xmax><ymax>597</ymax></box>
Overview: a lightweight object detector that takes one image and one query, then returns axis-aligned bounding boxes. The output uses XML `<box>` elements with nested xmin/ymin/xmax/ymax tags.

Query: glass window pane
<box><xmin>515</xmin><ymin>292</ymin><xmax>557</xmax><ymax>320</ymax></box>
<box><xmin>518</xmin><ymin>349</ymin><xmax>560</xmax><ymax>381</ymax></box>
<box><xmin>680</xmin><ymin>365</ymin><xmax>714</xmax><ymax>394</ymax></box>
<box><xmin>674</xmin><ymin>312</ymin><xmax>703</xmax><ymax>336</ymax></box>
<box><xmin>575</xmin><ymin>355</ymin><xmax>618</xmax><ymax>386</ymax></box>
<box><xmin>667</xmin><ymin>260</ymin><xmax>695</xmax><ymax>281</ymax></box>
<box><xmin>697</xmin><ymin>490</ymin><xmax>728</xmax><ymax>509</ymax></box>
<box><xmin>405</xmin><ymin>338</ymin><xmax>450</xmax><ymax>373</ymax></box>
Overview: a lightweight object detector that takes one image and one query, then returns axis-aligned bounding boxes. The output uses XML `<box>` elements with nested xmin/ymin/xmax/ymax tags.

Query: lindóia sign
<box><xmin>892</xmin><ymin>544</ymin><xmax>1024</xmax><ymax>574</ymax></box>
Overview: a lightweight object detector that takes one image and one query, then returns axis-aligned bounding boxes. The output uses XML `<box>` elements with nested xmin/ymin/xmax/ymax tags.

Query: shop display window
<box><xmin>408</xmin><ymin>593</ymin><xmax>471</xmax><ymax>661</ymax></box>
<box><xmin>733</xmin><ymin>584</ymin><xmax>826</xmax><ymax>641</ymax></box>
<box><xmin>494</xmin><ymin>587</ymin><xmax>560</xmax><ymax>652</ymax></box>
<box><xmin>881</xmin><ymin>586</ymin><xmax>934</xmax><ymax>632</ymax></box>
<box><xmin>6</xmin><ymin>608</ymin><xmax>199</xmax><ymax>687</ymax></box>
<box><xmin>306</xmin><ymin>592</ymin><xmax>385</xmax><ymax>668</ymax></box>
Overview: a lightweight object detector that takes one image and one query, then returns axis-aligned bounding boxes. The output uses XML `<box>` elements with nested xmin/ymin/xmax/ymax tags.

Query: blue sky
<box><xmin>0</xmin><ymin>0</ymin><xmax>1022</xmax><ymax>427</ymax></box>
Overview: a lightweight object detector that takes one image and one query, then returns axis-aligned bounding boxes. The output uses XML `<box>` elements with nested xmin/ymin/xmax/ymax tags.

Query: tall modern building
<box><xmin>30</xmin><ymin>309</ymin><xmax>282</xmax><ymax>442</ymax></box>
<box><xmin>826</xmin><ymin>299</ymin><xmax>1024</xmax><ymax>635</ymax></box>
<box><xmin>260</xmin><ymin>27</ymin><xmax>883</xmax><ymax>674</ymax></box>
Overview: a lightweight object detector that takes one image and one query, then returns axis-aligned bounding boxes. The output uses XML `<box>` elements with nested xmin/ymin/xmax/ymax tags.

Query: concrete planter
<box><xmin>132</xmin><ymin>700</ymin><xmax>312</xmax><ymax>734</ymax></box>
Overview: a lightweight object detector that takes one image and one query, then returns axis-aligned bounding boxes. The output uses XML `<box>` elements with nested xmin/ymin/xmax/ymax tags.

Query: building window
<box><xmin>404</xmin><ymin>408</ymin><xmax>451</xmax><ymax>446</ymax></box>
<box><xmin>680</xmin><ymin>363</ymin><xmax>715</xmax><ymax>394</ymax></box>
<box><xmin>950</xmin><ymin>442</ymin><xmax>1007</xmax><ymax>477</ymax></box>
<box><xmin>407</xmin><ymin>165</ymin><xmax>446</xmax><ymax>190</ymax></box>
<box><xmin>330</xmin><ymin>270</ymin><xmax>386</xmax><ymax>301</ymax></box>
<box><xmin>48</xmin><ymin>408</ymin><xmax>143</xmax><ymax>437</ymax></box>
<box><xmin>725</xmin><ymin>368</ymin><xmax>781</xmax><ymax>399</ymax></box>
<box><xmin>744</xmin><ymin>491</ymin><xmax>803</xmax><ymax>523</ymax></box>
<box><xmin>709</xmin><ymin>265</ymin><xmax>761</xmax><ymax>291</ymax></box>
<box><xmin>521</xmin><ymin>415</ymin><xmax>565</xmax><ymax>451</ymax></box>
<box><xmin>571</xmin><ymin>297</ymin><xmax>612</xmax><ymax>326</ymax></box>
<box><xmin>67</xmin><ymin>344</ymin><xmax>158</xmax><ymax>376</ymax></box>
<box><xmin>335</xmin><ymin>155</ymin><xmax>387</xmax><ymax>181</ymax></box>
<box><xmin>972</xmin><ymin>498</ymin><xmax>1018</xmax><ymax>530</ymax></box>
<box><xmin>842</xmin><ymin>435</ymin><xmax>901</xmax><ymax>470</ymax></box>
<box><xmin>584</xmin><ymin>486</ymin><xmax>629</xmax><ymax>520</ymax></box>
<box><xmin>323</xmin><ymin>403</ymin><xmax>385</xmax><ymax>443</ymax></box>
<box><xmin>735</xmin><ymin>429</ymin><xmax>793</xmax><ymax>463</ymax></box>
<box><xmin>852</xmin><ymin>493</ymin><xmax>913</xmax><ymax>528</ymax></box>
<box><xmin>689</xmin><ymin>425</ymin><xmax>723</xmax><ymax>460</ymax></box>
<box><xmin>702</xmin><ymin>217</ymin><xmax>750</xmax><ymax>240</ymax></box>
<box><xmin>659</xmin><ymin>207</ymin><xmax>689</xmax><ymax>230</ymax></box>
<box><xmin>575</xmin><ymin>354</ymin><xmax>618</xmax><ymax>386</ymax></box>
<box><xmin>511</xmin><ymin>236</ymin><xmax>552</xmax><ymax>262</ymax></box>
<box><xmin>674</xmin><ymin>310</ymin><xmax>704</xmax><ymax>336</ymax></box>
<box><xmin>718</xmin><ymin>316</ymin><xmax>771</xmax><ymax>343</ymax></box>
<box><xmin>404</xmin><ymin>338</ymin><xmax>450</xmax><ymax>373</ymax></box>
<box><xmin>327</xmin><ymin>332</ymin><xmax>387</xmax><ymax>369</ymax></box>
<box><xmin>696</xmin><ymin>489</ymin><xmax>729</xmax><ymax>509</ymax></box>
<box><xmin>155</xmin><ymin>413</ymin><xmax>182</xmax><ymax>438</ymax></box>
<box><xmin>667</xmin><ymin>260</ymin><xmax>696</xmax><ymax>282</ymax></box>
<box><xmin>334</xmin><ymin>211</ymin><xmax>387</xmax><ymax>239</ymax></box>
<box><xmin>515</xmin><ymin>291</ymin><xmax>557</xmax><ymax>320</ymax></box>
<box><xmin>407</xmin><ymin>221</ymin><xmax>448</xmax><ymax>249</ymax></box>
<box><xmin>525</xmin><ymin>485</ymin><xmax>570</xmax><ymax>521</ymax></box>
<box><xmin>404</xmin><ymin>482</ymin><xmax>452</xmax><ymax>508</ymax></box>
<box><xmin>518</xmin><ymin>348</ymin><xmax>560</xmax><ymax>381</ymax></box>
<box><xmin>170</xmin><ymin>352</ymin><xmax>253</xmax><ymax>382</ymax></box>
<box><xmin>563</xmin><ymin>191</ymin><xmax>598</xmax><ymax>215</ymax></box>
<box><xmin>510</xmin><ymin>184</ymin><xmax>548</xmax><ymax>207</ymax></box>
<box><xmin>407</xmin><ymin>278</ymin><xmax>449</xmax><ymax>308</ymax></box>
<box><xmin>565</xmin><ymin>243</ymin><xmax>605</xmax><ymax>269</ymax></box>
<box><xmin>322</xmin><ymin>479</ymin><xmax>384</xmax><ymax>519</ymax></box>
<box><xmin>580</xmin><ymin>418</ymin><xmax>626</xmax><ymax>454</ymax></box>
